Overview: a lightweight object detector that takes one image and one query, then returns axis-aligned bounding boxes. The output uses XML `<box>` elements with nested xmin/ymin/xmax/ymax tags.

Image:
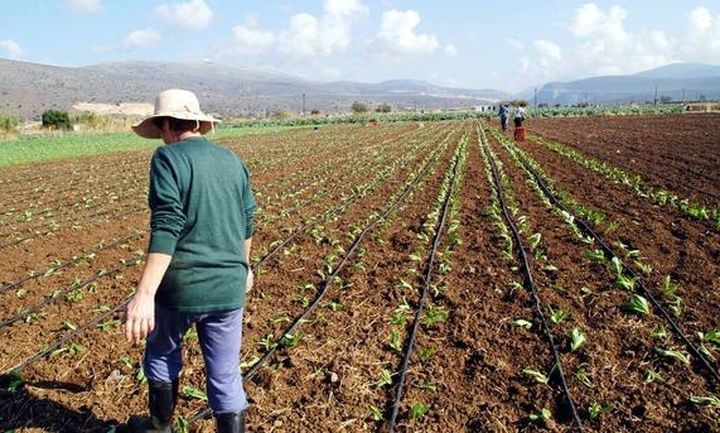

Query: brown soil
<box><xmin>527</xmin><ymin>114</ymin><xmax>720</xmax><ymax>208</ymax></box>
<box><xmin>1</xmin><ymin>119</ymin><xmax>718</xmax><ymax>433</ymax></box>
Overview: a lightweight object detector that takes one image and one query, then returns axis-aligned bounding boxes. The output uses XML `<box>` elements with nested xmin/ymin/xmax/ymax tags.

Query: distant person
<box><xmin>125</xmin><ymin>89</ymin><xmax>256</xmax><ymax>433</ymax></box>
<box><xmin>513</xmin><ymin>105</ymin><xmax>526</xmax><ymax>128</ymax></box>
<box><xmin>499</xmin><ymin>104</ymin><xmax>510</xmax><ymax>131</ymax></box>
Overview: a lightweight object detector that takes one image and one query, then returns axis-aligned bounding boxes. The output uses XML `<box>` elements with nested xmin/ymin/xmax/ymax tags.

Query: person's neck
<box><xmin>177</xmin><ymin>131</ymin><xmax>202</xmax><ymax>141</ymax></box>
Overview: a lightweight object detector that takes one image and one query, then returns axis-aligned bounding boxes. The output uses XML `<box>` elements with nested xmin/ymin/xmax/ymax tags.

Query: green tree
<box><xmin>0</xmin><ymin>114</ymin><xmax>19</xmax><ymax>133</ymax></box>
<box><xmin>351</xmin><ymin>101</ymin><xmax>369</xmax><ymax>113</ymax></box>
<box><xmin>375</xmin><ymin>103</ymin><xmax>392</xmax><ymax>113</ymax></box>
<box><xmin>42</xmin><ymin>109</ymin><xmax>72</xmax><ymax>130</ymax></box>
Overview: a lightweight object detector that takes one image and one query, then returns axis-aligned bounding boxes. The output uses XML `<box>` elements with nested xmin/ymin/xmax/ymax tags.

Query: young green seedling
<box><xmin>417</xmin><ymin>347</ymin><xmax>435</xmax><ymax>363</ymax></box>
<box><xmin>690</xmin><ymin>395</ymin><xmax>720</xmax><ymax>409</ymax></box>
<box><xmin>623</xmin><ymin>294</ymin><xmax>651</xmax><ymax>316</ymax></box>
<box><xmin>569</xmin><ymin>328</ymin><xmax>586</xmax><ymax>352</ymax></box>
<box><xmin>375</xmin><ymin>369</ymin><xmax>393</xmax><ymax>388</ymax></box>
<box><xmin>183</xmin><ymin>385</ymin><xmax>208</xmax><ymax>401</ymax></box>
<box><xmin>548</xmin><ymin>306</ymin><xmax>570</xmax><ymax>325</ymax></box>
<box><xmin>655</xmin><ymin>347</ymin><xmax>690</xmax><ymax>365</ymax></box>
<box><xmin>588</xmin><ymin>402</ymin><xmax>612</xmax><ymax>420</ymax></box>
<box><xmin>529</xmin><ymin>408</ymin><xmax>552</xmax><ymax>424</ymax></box>
<box><xmin>388</xmin><ymin>331</ymin><xmax>403</xmax><ymax>352</ymax></box>
<box><xmin>409</xmin><ymin>402</ymin><xmax>429</xmax><ymax>421</ymax></box>
<box><xmin>511</xmin><ymin>319</ymin><xmax>533</xmax><ymax>330</ymax></box>
<box><xmin>522</xmin><ymin>368</ymin><xmax>549</xmax><ymax>385</ymax></box>
<box><xmin>368</xmin><ymin>404</ymin><xmax>383</xmax><ymax>421</ymax></box>
<box><xmin>575</xmin><ymin>365</ymin><xmax>594</xmax><ymax>388</ymax></box>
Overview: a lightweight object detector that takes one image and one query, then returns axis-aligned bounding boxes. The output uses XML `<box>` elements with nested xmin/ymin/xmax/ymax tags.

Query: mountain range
<box><xmin>530</xmin><ymin>63</ymin><xmax>720</xmax><ymax>105</ymax></box>
<box><xmin>1</xmin><ymin>59</ymin><xmax>719</xmax><ymax>120</ymax></box>
<box><xmin>0</xmin><ymin>59</ymin><xmax>508</xmax><ymax>119</ymax></box>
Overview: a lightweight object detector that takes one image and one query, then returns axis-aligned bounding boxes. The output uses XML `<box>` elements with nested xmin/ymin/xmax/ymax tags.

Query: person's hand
<box><xmin>125</xmin><ymin>292</ymin><xmax>155</xmax><ymax>345</ymax></box>
<box><xmin>246</xmin><ymin>268</ymin><xmax>254</xmax><ymax>294</ymax></box>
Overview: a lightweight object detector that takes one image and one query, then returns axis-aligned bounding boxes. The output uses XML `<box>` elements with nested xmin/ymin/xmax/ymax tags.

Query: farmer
<box><xmin>513</xmin><ymin>105</ymin><xmax>526</xmax><ymax>128</ymax></box>
<box><xmin>498</xmin><ymin>104</ymin><xmax>510</xmax><ymax>131</ymax></box>
<box><xmin>125</xmin><ymin>89</ymin><xmax>256</xmax><ymax>433</ymax></box>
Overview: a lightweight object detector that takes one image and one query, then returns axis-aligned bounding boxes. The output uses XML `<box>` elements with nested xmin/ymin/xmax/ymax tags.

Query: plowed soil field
<box><xmin>1</xmin><ymin>117</ymin><xmax>718</xmax><ymax>433</ymax></box>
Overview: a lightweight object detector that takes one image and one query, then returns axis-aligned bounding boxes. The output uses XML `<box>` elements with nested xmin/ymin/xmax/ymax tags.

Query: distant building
<box><xmin>474</xmin><ymin>104</ymin><xmax>496</xmax><ymax>113</ymax></box>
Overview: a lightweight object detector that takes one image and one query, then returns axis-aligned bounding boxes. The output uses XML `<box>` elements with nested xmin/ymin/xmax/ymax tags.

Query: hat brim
<box><xmin>132</xmin><ymin>113</ymin><xmax>221</xmax><ymax>139</ymax></box>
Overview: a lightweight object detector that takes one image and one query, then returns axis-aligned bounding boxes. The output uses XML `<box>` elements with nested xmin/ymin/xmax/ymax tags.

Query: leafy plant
<box><xmin>416</xmin><ymin>380</ymin><xmax>437</xmax><ymax>393</ymax></box>
<box><xmin>529</xmin><ymin>408</ymin><xmax>552</xmax><ymax>423</ymax></box>
<box><xmin>388</xmin><ymin>331</ymin><xmax>403</xmax><ymax>352</ymax></box>
<box><xmin>699</xmin><ymin>330</ymin><xmax>720</xmax><ymax>346</ymax></box>
<box><xmin>588</xmin><ymin>401</ymin><xmax>612</xmax><ymax>420</ymax></box>
<box><xmin>368</xmin><ymin>404</ymin><xmax>383</xmax><ymax>421</ymax></box>
<box><xmin>511</xmin><ymin>319</ymin><xmax>533</xmax><ymax>329</ymax></box>
<box><xmin>527</xmin><ymin>233</ymin><xmax>542</xmax><ymax>250</ymax></box>
<box><xmin>690</xmin><ymin>395</ymin><xmax>720</xmax><ymax>409</ymax></box>
<box><xmin>409</xmin><ymin>402</ymin><xmax>429</xmax><ymax>420</ymax></box>
<box><xmin>375</xmin><ymin>369</ymin><xmax>393</xmax><ymax>388</ymax></box>
<box><xmin>522</xmin><ymin>368</ymin><xmax>549</xmax><ymax>385</ymax></box>
<box><xmin>655</xmin><ymin>347</ymin><xmax>690</xmax><ymax>364</ymax></box>
<box><xmin>623</xmin><ymin>294</ymin><xmax>651</xmax><ymax>316</ymax></box>
<box><xmin>569</xmin><ymin>328</ymin><xmax>586</xmax><ymax>352</ymax></box>
<box><xmin>575</xmin><ymin>365</ymin><xmax>594</xmax><ymax>388</ymax></box>
<box><xmin>183</xmin><ymin>385</ymin><xmax>208</xmax><ymax>401</ymax></box>
<box><xmin>548</xmin><ymin>306</ymin><xmax>570</xmax><ymax>325</ymax></box>
<box><xmin>417</xmin><ymin>347</ymin><xmax>435</xmax><ymax>363</ymax></box>
<box><xmin>585</xmin><ymin>249</ymin><xmax>605</xmax><ymax>262</ymax></box>
<box><xmin>423</xmin><ymin>304</ymin><xmax>449</xmax><ymax>327</ymax></box>
<box><xmin>256</xmin><ymin>334</ymin><xmax>278</xmax><ymax>351</ymax></box>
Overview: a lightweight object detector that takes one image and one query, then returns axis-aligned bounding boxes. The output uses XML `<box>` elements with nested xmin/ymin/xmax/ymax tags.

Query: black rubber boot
<box><xmin>147</xmin><ymin>379</ymin><xmax>179</xmax><ymax>433</ymax></box>
<box><xmin>215</xmin><ymin>411</ymin><xmax>245</xmax><ymax>433</ymax></box>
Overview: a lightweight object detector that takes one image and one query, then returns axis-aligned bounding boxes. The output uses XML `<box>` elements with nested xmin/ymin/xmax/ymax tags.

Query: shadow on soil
<box><xmin>0</xmin><ymin>375</ymin><xmax>126</xmax><ymax>433</ymax></box>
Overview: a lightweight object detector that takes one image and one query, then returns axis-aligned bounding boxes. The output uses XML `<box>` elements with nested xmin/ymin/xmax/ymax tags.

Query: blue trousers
<box><xmin>144</xmin><ymin>304</ymin><xmax>248</xmax><ymax>414</ymax></box>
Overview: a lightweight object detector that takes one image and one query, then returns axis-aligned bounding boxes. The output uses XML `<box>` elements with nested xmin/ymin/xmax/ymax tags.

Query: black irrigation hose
<box><xmin>503</xmin><ymin>131</ymin><xmax>720</xmax><ymax>384</ymax></box>
<box><xmin>0</xmin><ymin>231</ymin><xmax>144</xmax><ymax>295</ymax></box>
<box><xmin>481</xmin><ymin>134</ymin><xmax>583</xmax><ymax>430</ymax></box>
<box><xmin>0</xmin><ymin>259</ymin><xmax>140</xmax><ymax>329</ymax></box>
<box><xmin>0</xmin><ymin>205</ymin><xmax>147</xmax><ymax>249</ymax></box>
<box><xmin>186</xmin><ymin>132</ymin><xmax>450</xmax><ymax>426</ymax></box>
<box><xmin>385</xmin><ymin>137</ymin><xmax>463</xmax><ymax>433</ymax></box>
<box><xmin>0</xmin><ymin>134</ymin><xmax>443</xmax><ymax>380</ymax></box>
<box><xmin>6</xmin><ymin>297</ymin><xmax>133</xmax><ymax>373</ymax></box>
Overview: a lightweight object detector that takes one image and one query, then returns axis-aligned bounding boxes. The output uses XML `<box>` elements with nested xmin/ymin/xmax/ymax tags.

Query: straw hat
<box><xmin>132</xmin><ymin>89</ymin><xmax>221</xmax><ymax>139</ymax></box>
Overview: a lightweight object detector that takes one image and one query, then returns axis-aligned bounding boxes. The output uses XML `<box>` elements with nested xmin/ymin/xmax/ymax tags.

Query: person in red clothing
<box><xmin>125</xmin><ymin>89</ymin><xmax>255</xmax><ymax>433</ymax></box>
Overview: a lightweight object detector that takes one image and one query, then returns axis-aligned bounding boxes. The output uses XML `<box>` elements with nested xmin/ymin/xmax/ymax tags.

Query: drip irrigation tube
<box><xmin>186</xmin><ymin>132</ymin><xmax>451</xmax><ymax>426</ymax></box>
<box><xmin>0</xmin><ymin>231</ymin><xmax>144</xmax><ymax>295</ymax></box>
<box><xmin>480</xmin><ymin>131</ymin><xmax>583</xmax><ymax>430</ymax></box>
<box><xmin>0</xmin><ymin>258</ymin><xmax>140</xmax><ymax>330</ymax></box>
<box><xmin>500</xmin><ymin>129</ymin><xmax>720</xmax><ymax>384</ymax></box>
<box><xmin>385</xmin><ymin>136</ymin><xmax>464</xmax><ymax>433</ymax></box>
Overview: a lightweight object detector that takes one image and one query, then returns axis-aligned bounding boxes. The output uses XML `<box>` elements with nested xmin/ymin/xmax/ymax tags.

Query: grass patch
<box><xmin>0</xmin><ymin>125</ymin><xmax>299</xmax><ymax>167</ymax></box>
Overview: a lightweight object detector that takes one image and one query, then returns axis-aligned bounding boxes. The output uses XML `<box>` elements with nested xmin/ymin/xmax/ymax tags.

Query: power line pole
<box><xmin>534</xmin><ymin>87</ymin><xmax>538</xmax><ymax>108</ymax></box>
<box><xmin>302</xmin><ymin>93</ymin><xmax>306</xmax><ymax>115</ymax></box>
<box><xmin>654</xmin><ymin>83</ymin><xmax>658</xmax><ymax>105</ymax></box>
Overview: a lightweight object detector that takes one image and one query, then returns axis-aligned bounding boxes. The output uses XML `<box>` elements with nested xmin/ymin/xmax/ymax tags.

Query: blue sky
<box><xmin>1</xmin><ymin>1</ymin><xmax>719</xmax><ymax>92</ymax></box>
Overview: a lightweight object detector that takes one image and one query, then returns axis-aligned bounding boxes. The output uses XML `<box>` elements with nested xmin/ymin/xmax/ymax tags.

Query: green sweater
<box><xmin>147</xmin><ymin>136</ymin><xmax>256</xmax><ymax>313</ymax></box>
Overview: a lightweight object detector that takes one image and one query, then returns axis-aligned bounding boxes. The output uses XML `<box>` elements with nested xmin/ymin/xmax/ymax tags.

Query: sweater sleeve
<box><xmin>148</xmin><ymin>149</ymin><xmax>186</xmax><ymax>254</ymax></box>
<box><xmin>241</xmin><ymin>161</ymin><xmax>257</xmax><ymax>239</ymax></box>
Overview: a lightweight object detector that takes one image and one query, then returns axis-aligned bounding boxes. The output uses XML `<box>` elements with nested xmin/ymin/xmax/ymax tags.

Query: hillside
<box><xmin>0</xmin><ymin>59</ymin><xmax>508</xmax><ymax>119</ymax></box>
<box><xmin>533</xmin><ymin>63</ymin><xmax>720</xmax><ymax>105</ymax></box>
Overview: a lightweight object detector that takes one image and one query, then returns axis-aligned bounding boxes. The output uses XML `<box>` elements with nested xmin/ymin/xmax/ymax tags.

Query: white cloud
<box><xmin>277</xmin><ymin>0</ymin><xmax>368</xmax><ymax>58</ymax></box>
<box><xmin>230</xmin><ymin>16</ymin><xmax>276</xmax><ymax>56</ymax></box>
<box><xmin>534</xmin><ymin>40</ymin><xmax>561</xmax><ymax>61</ymax></box>
<box><xmin>0</xmin><ymin>40</ymin><xmax>23</xmax><ymax>58</ymax></box>
<box><xmin>376</xmin><ymin>9</ymin><xmax>439</xmax><ymax>55</ymax></box>
<box><xmin>690</xmin><ymin>7</ymin><xmax>713</xmax><ymax>33</ymax></box>
<box><xmin>68</xmin><ymin>0</ymin><xmax>101</xmax><ymax>12</ymax></box>
<box><xmin>125</xmin><ymin>28</ymin><xmax>162</xmax><ymax>47</ymax></box>
<box><xmin>444</xmin><ymin>44</ymin><xmax>458</xmax><ymax>57</ymax></box>
<box><xmin>156</xmin><ymin>0</ymin><xmax>213</xmax><ymax>31</ymax></box>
